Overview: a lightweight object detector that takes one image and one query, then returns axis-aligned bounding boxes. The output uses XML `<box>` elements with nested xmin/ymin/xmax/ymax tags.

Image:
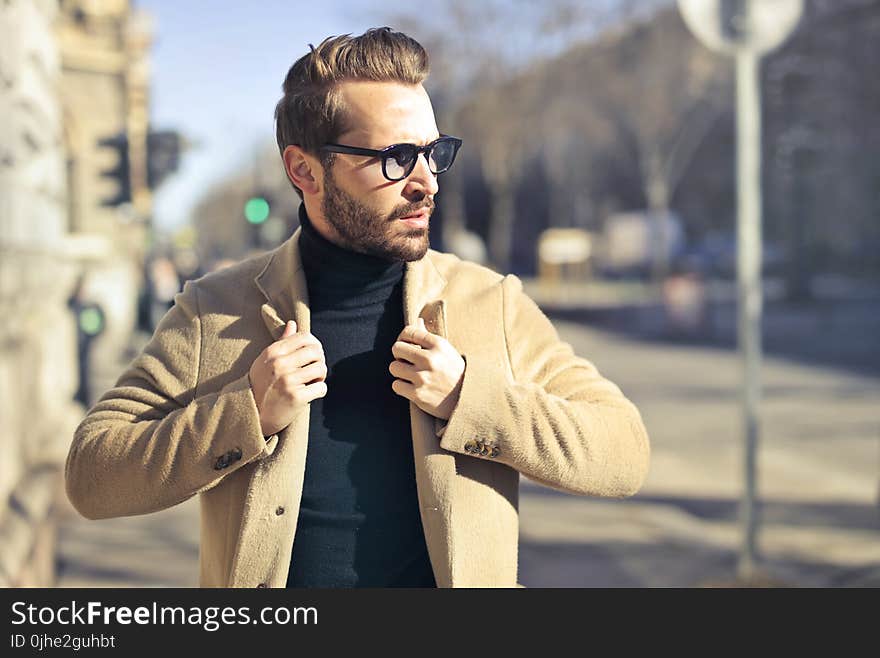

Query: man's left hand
<box><xmin>390</xmin><ymin>317</ymin><xmax>465</xmax><ymax>420</ymax></box>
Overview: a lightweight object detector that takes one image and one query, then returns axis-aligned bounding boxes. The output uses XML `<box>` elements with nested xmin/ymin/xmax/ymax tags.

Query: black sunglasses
<box><xmin>321</xmin><ymin>135</ymin><xmax>463</xmax><ymax>182</ymax></box>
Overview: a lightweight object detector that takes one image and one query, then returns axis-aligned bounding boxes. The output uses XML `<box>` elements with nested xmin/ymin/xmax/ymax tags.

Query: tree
<box><xmin>381</xmin><ymin>0</ymin><xmax>632</xmax><ymax>271</ymax></box>
<box><xmin>587</xmin><ymin>8</ymin><xmax>732</xmax><ymax>280</ymax></box>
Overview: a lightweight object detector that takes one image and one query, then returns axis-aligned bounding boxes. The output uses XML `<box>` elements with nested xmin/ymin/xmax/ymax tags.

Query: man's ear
<box><xmin>283</xmin><ymin>145</ymin><xmax>321</xmax><ymax>196</ymax></box>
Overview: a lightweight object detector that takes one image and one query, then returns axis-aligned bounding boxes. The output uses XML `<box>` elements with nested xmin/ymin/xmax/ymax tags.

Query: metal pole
<box><xmin>735</xmin><ymin>49</ymin><xmax>763</xmax><ymax>582</ymax></box>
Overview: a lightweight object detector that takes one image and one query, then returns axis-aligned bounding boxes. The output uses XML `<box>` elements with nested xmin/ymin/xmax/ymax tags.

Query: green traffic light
<box><xmin>245</xmin><ymin>197</ymin><xmax>270</xmax><ymax>224</ymax></box>
<box><xmin>79</xmin><ymin>307</ymin><xmax>104</xmax><ymax>336</ymax></box>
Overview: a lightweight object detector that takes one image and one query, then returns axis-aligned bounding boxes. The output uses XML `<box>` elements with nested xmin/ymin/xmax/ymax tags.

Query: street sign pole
<box><xmin>736</xmin><ymin>48</ymin><xmax>762</xmax><ymax>581</ymax></box>
<box><xmin>678</xmin><ymin>0</ymin><xmax>803</xmax><ymax>583</ymax></box>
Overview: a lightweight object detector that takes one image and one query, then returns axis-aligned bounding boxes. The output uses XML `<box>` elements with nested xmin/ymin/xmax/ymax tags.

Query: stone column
<box><xmin>0</xmin><ymin>0</ymin><xmax>83</xmax><ymax>587</ymax></box>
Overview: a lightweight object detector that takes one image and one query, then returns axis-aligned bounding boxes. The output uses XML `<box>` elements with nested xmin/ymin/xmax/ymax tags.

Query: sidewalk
<box><xmin>56</xmin><ymin>330</ymin><xmax>201</xmax><ymax>588</ymax></box>
<box><xmin>517</xmin><ymin>318</ymin><xmax>880</xmax><ymax>587</ymax></box>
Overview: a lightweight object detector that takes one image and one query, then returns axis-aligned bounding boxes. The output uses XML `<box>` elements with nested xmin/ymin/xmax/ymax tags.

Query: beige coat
<box><xmin>65</xmin><ymin>227</ymin><xmax>650</xmax><ymax>587</ymax></box>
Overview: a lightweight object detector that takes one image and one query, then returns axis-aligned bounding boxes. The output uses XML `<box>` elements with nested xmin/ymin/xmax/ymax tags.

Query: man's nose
<box><xmin>404</xmin><ymin>153</ymin><xmax>439</xmax><ymax>197</ymax></box>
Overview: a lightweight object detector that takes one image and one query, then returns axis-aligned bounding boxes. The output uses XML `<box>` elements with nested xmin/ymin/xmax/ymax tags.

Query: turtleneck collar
<box><xmin>297</xmin><ymin>203</ymin><xmax>404</xmax><ymax>298</ymax></box>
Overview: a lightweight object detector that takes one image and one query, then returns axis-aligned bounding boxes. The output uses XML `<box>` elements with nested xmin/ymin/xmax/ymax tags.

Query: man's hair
<box><xmin>274</xmin><ymin>27</ymin><xmax>430</xmax><ymax>198</ymax></box>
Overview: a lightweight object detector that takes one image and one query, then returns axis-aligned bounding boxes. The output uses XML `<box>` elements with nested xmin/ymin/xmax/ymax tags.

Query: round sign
<box><xmin>678</xmin><ymin>0</ymin><xmax>804</xmax><ymax>55</ymax></box>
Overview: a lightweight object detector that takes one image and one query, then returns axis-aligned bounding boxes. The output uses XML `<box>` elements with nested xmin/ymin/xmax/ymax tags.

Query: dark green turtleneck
<box><xmin>286</xmin><ymin>204</ymin><xmax>436</xmax><ymax>588</ymax></box>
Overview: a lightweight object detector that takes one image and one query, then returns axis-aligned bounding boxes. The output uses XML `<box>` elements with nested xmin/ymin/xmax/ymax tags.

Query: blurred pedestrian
<box><xmin>67</xmin><ymin>274</ymin><xmax>105</xmax><ymax>408</ymax></box>
<box><xmin>66</xmin><ymin>28</ymin><xmax>650</xmax><ymax>589</ymax></box>
<box><xmin>663</xmin><ymin>263</ymin><xmax>709</xmax><ymax>337</ymax></box>
<box><xmin>147</xmin><ymin>256</ymin><xmax>180</xmax><ymax>331</ymax></box>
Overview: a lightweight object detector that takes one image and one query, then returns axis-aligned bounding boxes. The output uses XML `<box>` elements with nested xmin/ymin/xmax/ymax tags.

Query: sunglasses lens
<box><xmin>380</xmin><ymin>139</ymin><xmax>460</xmax><ymax>181</ymax></box>
<box><xmin>429</xmin><ymin>139</ymin><xmax>457</xmax><ymax>173</ymax></box>
<box><xmin>384</xmin><ymin>145</ymin><xmax>417</xmax><ymax>180</ymax></box>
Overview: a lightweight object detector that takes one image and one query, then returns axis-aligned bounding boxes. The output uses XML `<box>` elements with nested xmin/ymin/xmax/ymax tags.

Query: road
<box><xmin>518</xmin><ymin>319</ymin><xmax>880</xmax><ymax>587</ymax></box>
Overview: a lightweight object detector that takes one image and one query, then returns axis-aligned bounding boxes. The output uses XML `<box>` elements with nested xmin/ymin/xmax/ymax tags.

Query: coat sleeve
<box><xmin>65</xmin><ymin>280</ymin><xmax>275</xmax><ymax>520</ymax></box>
<box><xmin>437</xmin><ymin>274</ymin><xmax>650</xmax><ymax>497</ymax></box>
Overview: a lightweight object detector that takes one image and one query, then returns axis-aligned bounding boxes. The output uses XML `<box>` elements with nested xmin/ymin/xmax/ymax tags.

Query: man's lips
<box><xmin>398</xmin><ymin>208</ymin><xmax>431</xmax><ymax>226</ymax></box>
<box><xmin>399</xmin><ymin>207</ymin><xmax>431</xmax><ymax>220</ymax></box>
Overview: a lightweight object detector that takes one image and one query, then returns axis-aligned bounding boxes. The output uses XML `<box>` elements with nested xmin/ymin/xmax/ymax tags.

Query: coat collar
<box><xmin>254</xmin><ymin>226</ymin><xmax>448</xmax><ymax>339</ymax></box>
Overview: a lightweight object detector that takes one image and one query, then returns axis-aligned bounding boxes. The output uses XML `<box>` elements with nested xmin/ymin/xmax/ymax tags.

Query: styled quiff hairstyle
<box><xmin>274</xmin><ymin>27</ymin><xmax>430</xmax><ymax>197</ymax></box>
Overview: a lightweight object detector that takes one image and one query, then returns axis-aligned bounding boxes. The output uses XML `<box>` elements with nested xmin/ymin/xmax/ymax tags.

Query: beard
<box><xmin>320</xmin><ymin>166</ymin><xmax>433</xmax><ymax>262</ymax></box>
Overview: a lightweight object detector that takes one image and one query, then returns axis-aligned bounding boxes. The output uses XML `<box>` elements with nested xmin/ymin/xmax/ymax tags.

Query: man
<box><xmin>65</xmin><ymin>28</ymin><xmax>650</xmax><ymax>588</ymax></box>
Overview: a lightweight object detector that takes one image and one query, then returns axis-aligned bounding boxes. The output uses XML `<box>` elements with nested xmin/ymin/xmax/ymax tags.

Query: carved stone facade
<box><xmin>0</xmin><ymin>0</ymin><xmax>154</xmax><ymax>586</ymax></box>
<box><xmin>0</xmin><ymin>0</ymin><xmax>81</xmax><ymax>587</ymax></box>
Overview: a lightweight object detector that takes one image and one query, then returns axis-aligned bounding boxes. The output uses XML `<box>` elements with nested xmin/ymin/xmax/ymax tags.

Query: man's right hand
<box><xmin>249</xmin><ymin>320</ymin><xmax>327</xmax><ymax>437</ymax></box>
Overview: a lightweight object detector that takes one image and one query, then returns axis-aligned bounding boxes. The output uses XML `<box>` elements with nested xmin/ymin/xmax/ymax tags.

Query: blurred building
<box><xmin>0</xmin><ymin>0</ymin><xmax>79</xmax><ymax>587</ymax></box>
<box><xmin>58</xmin><ymin>0</ymin><xmax>154</xmax><ymax>365</ymax></box>
<box><xmin>450</xmin><ymin>0</ymin><xmax>879</xmax><ymax>287</ymax></box>
<box><xmin>763</xmin><ymin>0</ymin><xmax>880</xmax><ymax>298</ymax></box>
<box><xmin>0</xmin><ymin>0</ymin><xmax>155</xmax><ymax>586</ymax></box>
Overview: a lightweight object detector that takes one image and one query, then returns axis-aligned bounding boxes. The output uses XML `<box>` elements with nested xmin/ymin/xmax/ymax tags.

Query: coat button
<box><xmin>464</xmin><ymin>440</ymin><xmax>477</xmax><ymax>453</ymax></box>
<box><xmin>214</xmin><ymin>447</ymin><xmax>243</xmax><ymax>471</ymax></box>
<box><xmin>275</xmin><ymin>506</ymin><xmax>285</xmax><ymax>516</ymax></box>
<box><xmin>256</xmin><ymin>583</ymin><xmax>267</xmax><ymax>588</ymax></box>
<box><xmin>490</xmin><ymin>446</ymin><xmax>501</xmax><ymax>457</ymax></box>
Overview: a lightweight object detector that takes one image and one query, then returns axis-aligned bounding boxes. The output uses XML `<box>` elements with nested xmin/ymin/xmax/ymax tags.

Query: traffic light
<box><xmin>245</xmin><ymin>196</ymin><xmax>270</xmax><ymax>224</ymax></box>
<box><xmin>96</xmin><ymin>132</ymin><xmax>131</xmax><ymax>207</ymax></box>
<box><xmin>77</xmin><ymin>305</ymin><xmax>105</xmax><ymax>337</ymax></box>
<box><xmin>147</xmin><ymin>130</ymin><xmax>182</xmax><ymax>189</ymax></box>
<box><xmin>245</xmin><ymin>193</ymin><xmax>272</xmax><ymax>249</ymax></box>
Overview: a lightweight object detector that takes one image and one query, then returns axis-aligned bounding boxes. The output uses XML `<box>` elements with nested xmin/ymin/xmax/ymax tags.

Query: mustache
<box><xmin>390</xmin><ymin>199</ymin><xmax>435</xmax><ymax>221</ymax></box>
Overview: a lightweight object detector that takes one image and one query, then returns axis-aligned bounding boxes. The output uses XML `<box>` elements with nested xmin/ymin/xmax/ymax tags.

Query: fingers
<box><xmin>268</xmin><ymin>357</ymin><xmax>326</xmax><ymax>388</ymax></box>
<box><xmin>390</xmin><ymin>378</ymin><xmax>415</xmax><ymax>401</ymax></box>
<box><xmin>259</xmin><ymin>320</ymin><xmax>327</xmax><ymax>389</ymax></box>
<box><xmin>389</xmin><ymin>358</ymin><xmax>418</xmax><ymax>383</ymax></box>
<box><xmin>391</xmin><ymin>340</ymin><xmax>432</xmax><ymax>368</ymax></box>
<box><xmin>300</xmin><ymin>380</ymin><xmax>328</xmax><ymax>403</ymax></box>
<box><xmin>277</xmin><ymin>379</ymin><xmax>328</xmax><ymax>406</ymax></box>
<box><xmin>271</xmin><ymin>359</ymin><xmax>327</xmax><ymax>393</ymax></box>
<box><xmin>267</xmin><ymin>328</ymin><xmax>323</xmax><ymax>359</ymax></box>
<box><xmin>397</xmin><ymin>319</ymin><xmax>441</xmax><ymax>350</ymax></box>
<box><xmin>296</xmin><ymin>360</ymin><xmax>328</xmax><ymax>385</ymax></box>
<box><xmin>269</xmin><ymin>345</ymin><xmax>325</xmax><ymax>375</ymax></box>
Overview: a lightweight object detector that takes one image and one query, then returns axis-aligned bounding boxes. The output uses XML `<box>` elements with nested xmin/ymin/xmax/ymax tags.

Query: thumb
<box><xmin>281</xmin><ymin>320</ymin><xmax>297</xmax><ymax>338</ymax></box>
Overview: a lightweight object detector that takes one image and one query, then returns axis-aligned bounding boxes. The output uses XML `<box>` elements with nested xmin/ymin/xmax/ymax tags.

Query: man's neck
<box><xmin>302</xmin><ymin>199</ymin><xmax>348</xmax><ymax>250</ymax></box>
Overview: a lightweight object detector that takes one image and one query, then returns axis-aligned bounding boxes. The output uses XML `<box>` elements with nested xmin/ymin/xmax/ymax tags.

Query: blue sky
<box><xmin>140</xmin><ymin>0</ymin><xmax>421</xmax><ymax>232</ymax></box>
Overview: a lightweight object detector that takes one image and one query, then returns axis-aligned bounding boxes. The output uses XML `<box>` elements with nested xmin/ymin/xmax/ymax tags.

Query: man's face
<box><xmin>318</xmin><ymin>80</ymin><xmax>440</xmax><ymax>262</ymax></box>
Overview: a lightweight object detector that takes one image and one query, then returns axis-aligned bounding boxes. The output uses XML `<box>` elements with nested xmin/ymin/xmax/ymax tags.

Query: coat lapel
<box><xmin>235</xmin><ymin>227</ymin><xmax>458</xmax><ymax>587</ymax></box>
<box><xmin>402</xmin><ymin>249</ymin><xmax>457</xmax><ymax>588</ymax></box>
<box><xmin>255</xmin><ymin>226</ymin><xmax>311</xmax><ymax>338</ymax></box>
<box><xmin>225</xmin><ymin>228</ymin><xmax>311</xmax><ymax>587</ymax></box>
